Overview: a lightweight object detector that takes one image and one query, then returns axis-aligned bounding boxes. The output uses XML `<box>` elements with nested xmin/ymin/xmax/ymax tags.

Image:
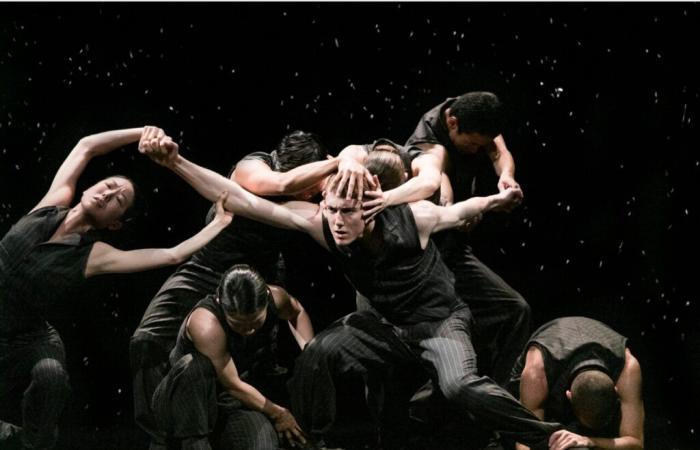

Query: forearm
<box><xmin>275</xmin><ymin>158</ymin><xmax>338</xmax><ymax>195</ymax></box>
<box><xmin>167</xmin><ymin>216</ymin><xmax>230</xmax><ymax>263</ymax></box>
<box><xmin>385</xmin><ymin>174</ymin><xmax>440</xmax><ymax>206</ymax></box>
<box><xmin>170</xmin><ymin>155</ymin><xmax>310</xmax><ymax>232</ymax></box>
<box><xmin>287</xmin><ymin>309</ymin><xmax>314</xmax><ymax>349</ymax></box>
<box><xmin>589</xmin><ymin>436</ymin><xmax>643</xmax><ymax>450</ymax></box>
<box><xmin>227</xmin><ymin>381</ymin><xmax>281</xmax><ymax>418</ymax></box>
<box><xmin>80</xmin><ymin>128</ymin><xmax>144</xmax><ymax>157</ymax></box>
<box><xmin>492</xmin><ymin>135</ymin><xmax>515</xmax><ymax>177</ymax></box>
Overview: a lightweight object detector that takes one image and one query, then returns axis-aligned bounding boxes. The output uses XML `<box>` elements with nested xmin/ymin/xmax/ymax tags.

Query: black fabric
<box><xmin>170</xmin><ymin>295</ymin><xmax>279</xmax><ymax>379</ymax></box>
<box><xmin>507</xmin><ymin>317</ymin><xmax>627</xmax><ymax>428</ymax></box>
<box><xmin>0</xmin><ymin>206</ymin><xmax>99</xmax><ymax>336</ymax></box>
<box><xmin>131</xmin><ymin>153</ymin><xmax>296</xmax><ymax>440</ymax></box>
<box><xmin>289</xmin><ymin>308</ymin><xmax>560</xmax><ymax>448</ymax></box>
<box><xmin>0</xmin><ymin>206</ymin><xmax>98</xmax><ymax>449</ymax></box>
<box><xmin>321</xmin><ymin>204</ymin><xmax>460</xmax><ymax>325</ymax></box>
<box><xmin>405</xmin><ymin>98</ymin><xmax>492</xmax><ymax>203</ymax></box>
<box><xmin>152</xmin><ymin>352</ymin><xmax>279</xmax><ymax>450</ymax></box>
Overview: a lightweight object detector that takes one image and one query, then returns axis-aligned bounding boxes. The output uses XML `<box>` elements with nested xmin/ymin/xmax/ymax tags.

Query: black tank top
<box><xmin>515</xmin><ymin>317</ymin><xmax>627</xmax><ymax>427</ymax></box>
<box><xmin>322</xmin><ymin>204</ymin><xmax>460</xmax><ymax>325</ymax></box>
<box><xmin>170</xmin><ymin>295</ymin><xmax>279</xmax><ymax>379</ymax></box>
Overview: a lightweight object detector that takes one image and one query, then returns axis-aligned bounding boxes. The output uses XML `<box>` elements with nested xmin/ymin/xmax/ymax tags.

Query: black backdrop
<box><xmin>1</xmin><ymin>3</ymin><xmax>698</xmax><ymax>449</ymax></box>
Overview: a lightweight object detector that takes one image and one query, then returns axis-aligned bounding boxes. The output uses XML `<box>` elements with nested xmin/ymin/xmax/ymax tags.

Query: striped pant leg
<box><xmin>0</xmin><ymin>325</ymin><xmax>70</xmax><ymax>450</ymax></box>
<box><xmin>288</xmin><ymin>311</ymin><xmax>417</xmax><ymax>442</ymax></box>
<box><xmin>213</xmin><ymin>396</ymin><xmax>279</xmax><ymax>450</ymax></box>
<box><xmin>414</xmin><ymin>308</ymin><xmax>559</xmax><ymax>449</ymax></box>
<box><xmin>152</xmin><ymin>352</ymin><xmax>219</xmax><ymax>450</ymax></box>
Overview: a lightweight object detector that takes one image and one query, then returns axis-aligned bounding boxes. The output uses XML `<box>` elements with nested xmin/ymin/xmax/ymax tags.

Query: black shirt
<box><xmin>170</xmin><ymin>294</ymin><xmax>279</xmax><ymax>380</ymax></box>
<box><xmin>406</xmin><ymin>98</ymin><xmax>492</xmax><ymax>202</ymax></box>
<box><xmin>0</xmin><ymin>206</ymin><xmax>99</xmax><ymax>336</ymax></box>
<box><xmin>321</xmin><ymin>204</ymin><xmax>461</xmax><ymax>325</ymax></box>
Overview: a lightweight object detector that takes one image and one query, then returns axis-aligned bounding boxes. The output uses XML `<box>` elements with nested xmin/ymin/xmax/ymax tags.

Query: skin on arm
<box><xmin>409</xmin><ymin>186</ymin><xmax>524</xmax><ymax>247</ymax></box>
<box><xmin>269</xmin><ymin>285</ymin><xmax>314</xmax><ymax>349</ymax></box>
<box><xmin>514</xmin><ymin>346</ymin><xmax>549</xmax><ymax>450</ymax></box>
<box><xmin>33</xmin><ymin>127</ymin><xmax>147</xmax><ymax>213</ymax></box>
<box><xmin>232</xmin><ymin>157</ymin><xmax>338</xmax><ymax>196</ymax></box>
<box><xmin>486</xmin><ymin>135</ymin><xmax>520</xmax><ymax>192</ymax></box>
<box><xmin>84</xmin><ymin>191</ymin><xmax>233</xmax><ymax>277</ymax></box>
<box><xmin>334</xmin><ymin>144</ymin><xmax>375</xmax><ymax>201</ymax></box>
<box><xmin>187</xmin><ymin>309</ymin><xmax>307</xmax><ymax>446</ymax></box>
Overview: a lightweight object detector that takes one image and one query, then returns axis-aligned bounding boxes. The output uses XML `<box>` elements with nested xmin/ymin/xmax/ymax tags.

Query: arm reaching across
<box><xmin>270</xmin><ymin>285</ymin><xmax>314</xmax><ymax>349</ymax></box>
<box><xmin>84</xmin><ymin>191</ymin><xmax>233</xmax><ymax>277</ymax></box>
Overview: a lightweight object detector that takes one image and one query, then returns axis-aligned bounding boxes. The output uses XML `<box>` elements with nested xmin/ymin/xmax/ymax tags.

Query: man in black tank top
<box><xmin>151</xmin><ymin>265</ymin><xmax>314</xmax><ymax>450</ymax></box>
<box><xmin>506</xmin><ymin>317</ymin><xmax>644</xmax><ymax>450</ymax></box>
<box><xmin>141</xmin><ymin>141</ymin><xmax>561</xmax><ymax>449</ymax></box>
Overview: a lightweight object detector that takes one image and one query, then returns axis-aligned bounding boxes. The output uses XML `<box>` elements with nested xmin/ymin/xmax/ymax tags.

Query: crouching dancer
<box><xmin>152</xmin><ymin>265</ymin><xmax>314</xmax><ymax>450</ymax></box>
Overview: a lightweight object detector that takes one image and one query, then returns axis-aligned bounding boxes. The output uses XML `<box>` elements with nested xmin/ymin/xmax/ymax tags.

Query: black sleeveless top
<box><xmin>509</xmin><ymin>316</ymin><xmax>627</xmax><ymax>427</ymax></box>
<box><xmin>322</xmin><ymin>204</ymin><xmax>460</xmax><ymax>325</ymax></box>
<box><xmin>0</xmin><ymin>206</ymin><xmax>100</xmax><ymax>336</ymax></box>
<box><xmin>170</xmin><ymin>294</ymin><xmax>279</xmax><ymax>379</ymax></box>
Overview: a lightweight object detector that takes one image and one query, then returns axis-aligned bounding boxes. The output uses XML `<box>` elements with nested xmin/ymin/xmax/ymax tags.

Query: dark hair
<box><xmin>216</xmin><ymin>264</ymin><xmax>271</xmax><ymax>316</ymax></box>
<box><xmin>273</xmin><ymin>130</ymin><xmax>327</xmax><ymax>172</ymax></box>
<box><xmin>449</xmin><ymin>91</ymin><xmax>505</xmax><ymax>137</ymax></box>
<box><xmin>365</xmin><ymin>150</ymin><xmax>405</xmax><ymax>191</ymax></box>
<box><xmin>570</xmin><ymin>370</ymin><xmax>619</xmax><ymax>430</ymax></box>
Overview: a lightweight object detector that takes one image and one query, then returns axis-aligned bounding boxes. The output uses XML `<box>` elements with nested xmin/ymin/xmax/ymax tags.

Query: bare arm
<box><xmin>233</xmin><ymin>157</ymin><xmax>338</xmax><ymax>196</ymax></box>
<box><xmin>187</xmin><ymin>309</ymin><xmax>306</xmax><ymax>446</ymax></box>
<box><xmin>270</xmin><ymin>285</ymin><xmax>314</xmax><ymax>349</ymax></box>
<box><xmin>84</xmin><ymin>192</ymin><xmax>233</xmax><ymax>277</ymax></box>
<box><xmin>409</xmin><ymin>187</ymin><xmax>523</xmax><ymax>245</ymax></box>
<box><xmin>515</xmin><ymin>346</ymin><xmax>549</xmax><ymax>450</ymax></box>
<box><xmin>486</xmin><ymin>135</ymin><xmax>521</xmax><ymax>192</ymax></box>
<box><xmin>33</xmin><ymin>127</ymin><xmax>146</xmax><ymax>213</ymax></box>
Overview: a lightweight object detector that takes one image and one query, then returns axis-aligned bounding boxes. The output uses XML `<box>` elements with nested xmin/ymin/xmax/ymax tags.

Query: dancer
<box><xmin>152</xmin><ymin>265</ymin><xmax>313</xmax><ymax>450</ymax></box>
<box><xmin>0</xmin><ymin>126</ymin><xmax>232</xmax><ymax>449</ymax></box>
<box><xmin>507</xmin><ymin>317</ymin><xmax>644</xmax><ymax>450</ymax></box>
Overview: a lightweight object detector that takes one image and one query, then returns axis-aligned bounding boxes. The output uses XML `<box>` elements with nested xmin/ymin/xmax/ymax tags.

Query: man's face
<box><xmin>80</xmin><ymin>176</ymin><xmax>135</xmax><ymax>229</ymax></box>
<box><xmin>323</xmin><ymin>191</ymin><xmax>365</xmax><ymax>246</ymax></box>
<box><xmin>446</xmin><ymin>116</ymin><xmax>493</xmax><ymax>154</ymax></box>
<box><xmin>225</xmin><ymin>307</ymin><xmax>267</xmax><ymax>337</ymax></box>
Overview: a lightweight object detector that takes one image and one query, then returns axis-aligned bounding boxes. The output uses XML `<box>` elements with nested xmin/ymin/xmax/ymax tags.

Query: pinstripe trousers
<box><xmin>152</xmin><ymin>351</ymin><xmax>280</xmax><ymax>450</ymax></box>
<box><xmin>289</xmin><ymin>307</ymin><xmax>560</xmax><ymax>448</ymax></box>
<box><xmin>0</xmin><ymin>324</ymin><xmax>71</xmax><ymax>450</ymax></box>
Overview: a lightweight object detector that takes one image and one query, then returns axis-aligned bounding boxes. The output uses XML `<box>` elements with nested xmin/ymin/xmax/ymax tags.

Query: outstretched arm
<box><xmin>84</xmin><ymin>192</ymin><xmax>233</xmax><ymax>277</ymax></box>
<box><xmin>487</xmin><ymin>135</ymin><xmax>521</xmax><ymax>193</ymax></box>
<box><xmin>515</xmin><ymin>346</ymin><xmax>549</xmax><ymax>450</ymax></box>
<box><xmin>32</xmin><ymin>127</ymin><xmax>148</xmax><ymax>213</ymax></box>
<box><xmin>409</xmin><ymin>186</ymin><xmax>523</xmax><ymax>245</ymax></box>
<box><xmin>270</xmin><ymin>285</ymin><xmax>314</xmax><ymax>349</ymax></box>
<box><xmin>188</xmin><ymin>309</ymin><xmax>307</xmax><ymax>447</ymax></box>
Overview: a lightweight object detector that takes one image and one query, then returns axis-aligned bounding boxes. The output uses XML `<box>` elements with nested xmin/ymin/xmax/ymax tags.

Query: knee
<box><xmin>510</xmin><ymin>294</ymin><xmax>531</xmax><ymax>322</ymax></box>
<box><xmin>172</xmin><ymin>352</ymin><xmax>216</xmax><ymax>380</ymax></box>
<box><xmin>439</xmin><ymin>374</ymin><xmax>482</xmax><ymax>406</ymax></box>
<box><xmin>31</xmin><ymin>358</ymin><xmax>70</xmax><ymax>397</ymax></box>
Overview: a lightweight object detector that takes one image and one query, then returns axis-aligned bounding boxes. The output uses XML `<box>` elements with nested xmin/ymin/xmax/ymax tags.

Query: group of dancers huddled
<box><xmin>0</xmin><ymin>92</ymin><xmax>644</xmax><ymax>450</ymax></box>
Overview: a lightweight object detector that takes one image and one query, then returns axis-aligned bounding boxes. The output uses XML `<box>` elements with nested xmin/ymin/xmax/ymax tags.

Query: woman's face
<box><xmin>225</xmin><ymin>307</ymin><xmax>267</xmax><ymax>337</ymax></box>
<box><xmin>80</xmin><ymin>176</ymin><xmax>135</xmax><ymax>229</ymax></box>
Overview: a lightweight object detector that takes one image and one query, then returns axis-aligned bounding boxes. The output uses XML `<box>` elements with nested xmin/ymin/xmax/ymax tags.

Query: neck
<box><xmin>56</xmin><ymin>205</ymin><xmax>95</xmax><ymax>237</ymax></box>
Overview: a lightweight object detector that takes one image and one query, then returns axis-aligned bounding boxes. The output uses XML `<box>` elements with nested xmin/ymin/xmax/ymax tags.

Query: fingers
<box><xmin>335</xmin><ymin>171</ymin><xmax>350</xmax><ymax>197</ymax></box>
<box><xmin>362</xmin><ymin>205</ymin><xmax>381</xmax><ymax>221</ymax></box>
<box><xmin>346</xmin><ymin>173</ymin><xmax>357</xmax><ymax>201</ymax></box>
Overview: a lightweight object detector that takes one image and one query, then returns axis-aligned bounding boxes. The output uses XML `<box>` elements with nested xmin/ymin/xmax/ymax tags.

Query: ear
<box><xmin>106</xmin><ymin>220</ymin><xmax>123</xmax><ymax>231</ymax></box>
<box><xmin>566</xmin><ymin>389</ymin><xmax>573</xmax><ymax>402</ymax></box>
<box><xmin>402</xmin><ymin>171</ymin><xmax>409</xmax><ymax>182</ymax></box>
<box><xmin>446</xmin><ymin>114</ymin><xmax>459</xmax><ymax>131</ymax></box>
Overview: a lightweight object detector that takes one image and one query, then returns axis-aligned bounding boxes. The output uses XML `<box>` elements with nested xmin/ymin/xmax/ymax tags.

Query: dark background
<box><xmin>1</xmin><ymin>3</ymin><xmax>698</xmax><ymax>449</ymax></box>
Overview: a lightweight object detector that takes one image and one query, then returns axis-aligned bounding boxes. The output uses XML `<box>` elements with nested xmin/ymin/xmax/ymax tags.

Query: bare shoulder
<box><xmin>187</xmin><ymin>307</ymin><xmax>226</xmax><ymax>345</ymax></box>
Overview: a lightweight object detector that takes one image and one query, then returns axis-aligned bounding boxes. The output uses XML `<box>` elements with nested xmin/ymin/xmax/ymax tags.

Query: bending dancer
<box><xmin>141</xmin><ymin>140</ymin><xmax>560</xmax><ymax>449</ymax></box>
<box><xmin>152</xmin><ymin>265</ymin><xmax>314</xmax><ymax>450</ymax></box>
<box><xmin>0</xmin><ymin>127</ymin><xmax>232</xmax><ymax>449</ymax></box>
<box><xmin>506</xmin><ymin>317</ymin><xmax>644</xmax><ymax>450</ymax></box>
<box><xmin>404</xmin><ymin>91</ymin><xmax>530</xmax><ymax>383</ymax></box>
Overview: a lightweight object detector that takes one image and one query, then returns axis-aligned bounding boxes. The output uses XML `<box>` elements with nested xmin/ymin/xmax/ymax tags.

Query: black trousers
<box><xmin>152</xmin><ymin>351</ymin><xmax>279</xmax><ymax>450</ymax></box>
<box><xmin>131</xmin><ymin>286</ymin><xmax>209</xmax><ymax>443</ymax></box>
<box><xmin>288</xmin><ymin>308</ymin><xmax>559</xmax><ymax>448</ymax></box>
<box><xmin>0</xmin><ymin>324</ymin><xmax>71</xmax><ymax>450</ymax></box>
<box><xmin>440</xmin><ymin>238</ymin><xmax>531</xmax><ymax>385</ymax></box>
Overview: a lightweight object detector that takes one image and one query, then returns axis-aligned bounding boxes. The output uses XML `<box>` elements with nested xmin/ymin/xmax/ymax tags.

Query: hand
<box><xmin>272</xmin><ymin>407</ymin><xmax>307</xmax><ymax>448</ymax></box>
<box><xmin>498</xmin><ymin>174</ymin><xmax>521</xmax><ymax>192</ymax></box>
<box><xmin>492</xmin><ymin>187</ymin><xmax>524</xmax><ymax>212</ymax></box>
<box><xmin>213</xmin><ymin>191</ymin><xmax>234</xmax><ymax>227</ymax></box>
<box><xmin>548</xmin><ymin>430</ymin><xmax>593</xmax><ymax>450</ymax></box>
<box><xmin>335</xmin><ymin>156</ymin><xmax>375</xmax><ymax>201</ymax></box>
<box><xmin>362</xmin><ymin>175</ymin><xmax>388</xmax><ymax>222</ymax></box>
<box><xmin>138</xmin><ymin>126</ymin><xmax>179</xmax><ymax>167</ymax></box>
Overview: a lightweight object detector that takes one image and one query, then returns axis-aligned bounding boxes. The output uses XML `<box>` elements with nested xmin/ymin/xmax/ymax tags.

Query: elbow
<box><xmin>164</xmin><ymin>249</ymin><xmax>184</xmax><ymax>266</ymax></box>
<box><xmin>422</xmin><ymin>178</ymin><xmax>441</xmax><ymax>197</ymax></box>
<box><xmin>76</xmin><ymin>136</ymin><xmax>98</xmax><ymax>156</ymax></box>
